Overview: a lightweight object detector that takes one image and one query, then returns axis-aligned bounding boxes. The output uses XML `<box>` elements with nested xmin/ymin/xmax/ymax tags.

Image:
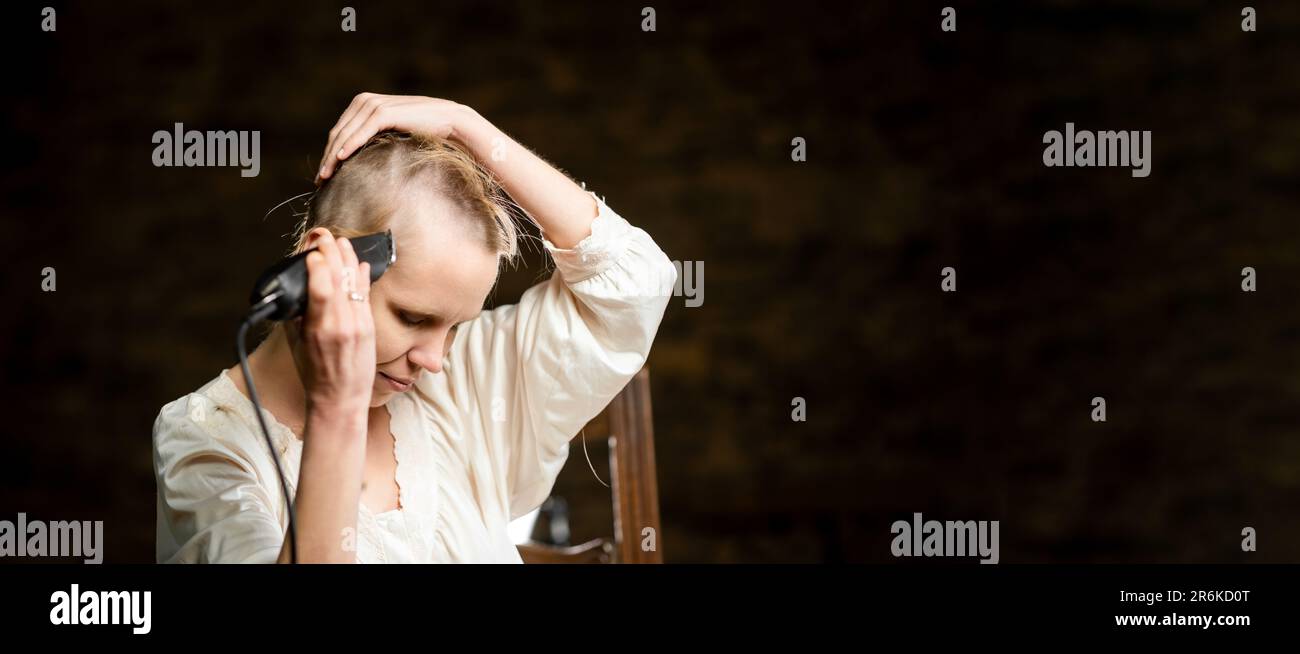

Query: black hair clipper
<box><xmin>246</xmin><ymin>229</ymin><xmax>396</xmax><ymax>323</ymax></box>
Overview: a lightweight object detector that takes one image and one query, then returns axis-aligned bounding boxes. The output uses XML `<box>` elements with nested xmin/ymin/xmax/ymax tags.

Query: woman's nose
<box><xmin>409</xmin><ymin>346</ymin><xmax>443</xmax><ymax>375</ymax></box>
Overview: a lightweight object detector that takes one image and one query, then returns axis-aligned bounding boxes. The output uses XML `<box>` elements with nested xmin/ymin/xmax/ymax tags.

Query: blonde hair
<box><xmin>290</xmin><ymin>131</ymin><xmax>522</xmax><ymax>262</ymax></box>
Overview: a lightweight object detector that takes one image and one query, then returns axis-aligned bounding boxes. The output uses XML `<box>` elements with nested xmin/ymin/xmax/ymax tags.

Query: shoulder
<box><xmin>152</xmin><ymin>370</ymin><xmax>265</xmax><ymax>466</ymax></box>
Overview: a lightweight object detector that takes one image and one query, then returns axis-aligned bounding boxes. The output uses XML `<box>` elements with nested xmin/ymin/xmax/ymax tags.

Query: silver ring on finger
<box><xmin>348</xmin><ymin>291</ymin><xmax>366</xmax><ymax>302</ymax></box>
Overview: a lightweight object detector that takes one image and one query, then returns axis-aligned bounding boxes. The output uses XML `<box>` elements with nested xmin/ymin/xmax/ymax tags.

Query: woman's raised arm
<box><xmin>314</xmin><ymin>93</ymin><xmax>598</xmax><ymax>248</ymax></box>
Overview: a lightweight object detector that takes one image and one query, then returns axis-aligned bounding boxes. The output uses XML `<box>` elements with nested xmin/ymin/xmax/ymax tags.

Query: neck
<box><xmin>243</xmin><ymin>323</ymin><xmax>310</xmax><ymax>438</ymax></box>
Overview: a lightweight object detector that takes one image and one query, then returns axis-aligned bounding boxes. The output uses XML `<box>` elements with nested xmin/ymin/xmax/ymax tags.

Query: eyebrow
<box><xmin>392</xmin><ymin>302</ymin><xmax>477</xmax><ymax>325</ymax></box>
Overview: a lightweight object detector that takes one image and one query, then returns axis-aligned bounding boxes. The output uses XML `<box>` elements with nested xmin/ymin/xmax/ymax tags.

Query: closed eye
<box><xmin>398</xmin><ymin>311</ymin><xmax>428</xmax><ymax>327</ymax></box>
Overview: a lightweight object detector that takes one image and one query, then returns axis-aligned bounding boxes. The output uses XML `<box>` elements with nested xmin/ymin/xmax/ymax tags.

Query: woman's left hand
<box><xmin>316</xmin><ymin>90</ymin><xmax>598</xmax><ymax>249</ymax></box>
<box><xmin>315</xmin><ymin>93</ymin><xmax>475</xmax><ymax>184</ymax></box>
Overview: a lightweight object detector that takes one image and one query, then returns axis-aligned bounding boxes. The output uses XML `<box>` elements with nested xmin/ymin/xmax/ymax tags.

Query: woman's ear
<box><xmin>297</xmin><ymin>227</ymin><xmax>330</xmax><ymax>254</ymax></box>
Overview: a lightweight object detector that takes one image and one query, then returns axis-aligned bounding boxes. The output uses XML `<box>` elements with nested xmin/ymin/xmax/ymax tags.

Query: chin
<box><xmin>369</xmin><ymin>383</ymin><xmax>396</xmax><ymax>407</ymax></box>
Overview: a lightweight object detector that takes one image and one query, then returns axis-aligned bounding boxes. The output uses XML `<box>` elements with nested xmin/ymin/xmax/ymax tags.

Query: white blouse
<box><xmin>152</xmin><ymin>192</ymin><xmax>676</xmax><ymax>563</ymax></box>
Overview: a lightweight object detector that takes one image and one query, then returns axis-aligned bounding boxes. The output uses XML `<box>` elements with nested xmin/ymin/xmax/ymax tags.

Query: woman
<box><xmin>152</xmin><ymin>94</ymin><xmax>676</xmax><ymax>563</ymax></box>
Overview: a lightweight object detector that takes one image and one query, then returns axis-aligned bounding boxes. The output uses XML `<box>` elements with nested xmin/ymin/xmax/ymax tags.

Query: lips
<box><xmin>379</xmin><ymin>371</ymin><xmax>416</xmax><ymax>390</ymax></box>
<box><xmin>382</xmin><ymin>372</ymin><xmax>415</xmax><ymax>385</ymax></box>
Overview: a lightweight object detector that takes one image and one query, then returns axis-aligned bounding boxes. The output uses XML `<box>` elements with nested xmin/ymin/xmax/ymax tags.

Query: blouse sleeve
<box><xmin>152</xmin><ymin>394</ymin><xmax>286</xmax><ymax>563</ymax></box>
<box><xmin>445</xmin><ymin>191</ymin><xmax>676</xmax><ymax>521</ymax></box>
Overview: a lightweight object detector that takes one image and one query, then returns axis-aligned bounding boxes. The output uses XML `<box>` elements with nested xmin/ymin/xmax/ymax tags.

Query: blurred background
<box><xmin>3</xmin><ymin>0</ymin><xmax>1300</xmax><ymax>562</ymax></box>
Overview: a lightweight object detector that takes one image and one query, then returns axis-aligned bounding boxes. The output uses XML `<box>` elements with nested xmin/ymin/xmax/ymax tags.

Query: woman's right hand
<box><xmin>285</xmin><ymin>229</ymin><xmax>376</xmax><ymax>424</ymax></box>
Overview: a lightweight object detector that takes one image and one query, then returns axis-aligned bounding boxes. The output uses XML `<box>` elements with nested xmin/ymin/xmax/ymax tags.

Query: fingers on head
<box><xmin>312</xmin><ymin>229</ymin><xmax>345</xmax><ymax>284</ymax></box>
<box><xmin>339</xmin><ymin>237</ymin><xmax>358</xmax><ymax>269</ymax></box>
<box><xmin>315</xmin><ymin>228</ymin><xmax>338</xmax><ymax>257</ymax></box>
<box><xmin>355</xmin><ymin>262</ymin><xmax>375</xmax><ymax>336</ymax></box>
<box><xmin>306</xmin><ymin>251</ymin><xmax>334</xmax><ymax>305</ymax></box>
<box><xmin>357</xmin><ymin>261</ymin><xmax>372</xmax><ymax>291</ymax></box>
